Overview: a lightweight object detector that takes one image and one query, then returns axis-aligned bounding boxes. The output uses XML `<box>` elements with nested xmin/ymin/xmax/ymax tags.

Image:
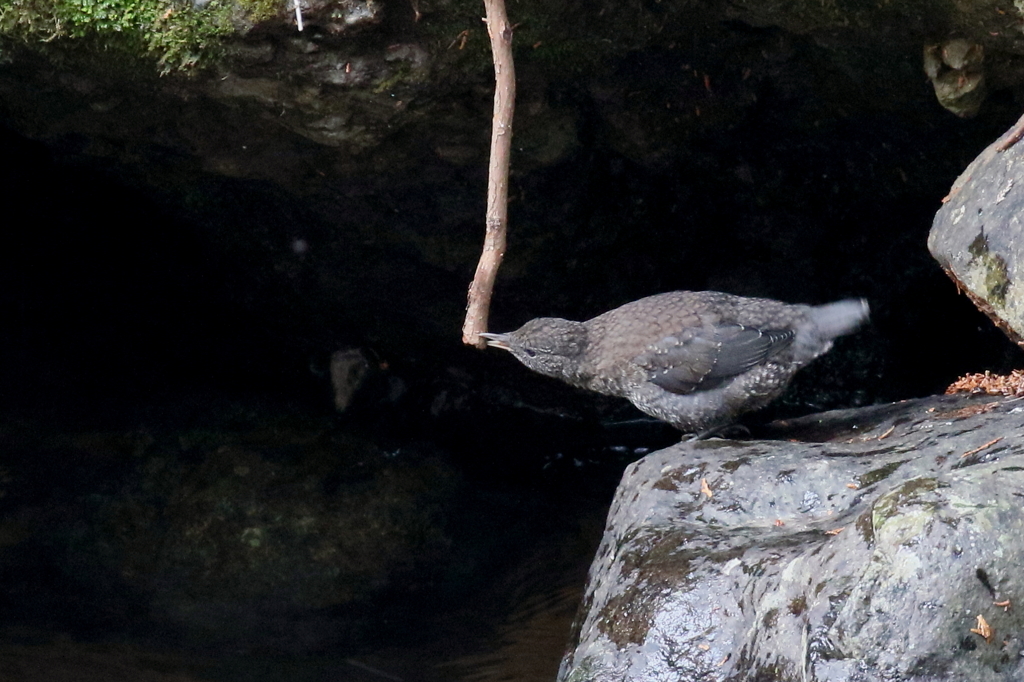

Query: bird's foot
<box><xmin>687</xmin><ymin>423</ymin><xmax>751</xmax><ymax>441</ymax></box>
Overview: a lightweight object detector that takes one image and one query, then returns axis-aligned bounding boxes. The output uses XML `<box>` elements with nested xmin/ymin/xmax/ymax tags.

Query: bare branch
<box><xmin>462</xmin><ymin>0</ymin><xmax>516</xmax><ymax>347</ymax></box>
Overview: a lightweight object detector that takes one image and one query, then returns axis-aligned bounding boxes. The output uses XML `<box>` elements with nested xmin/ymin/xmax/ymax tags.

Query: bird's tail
<box><xmin>810</xmin><ymin>299</ymin><xmax>870</xmax><ymax>340</ymax></box>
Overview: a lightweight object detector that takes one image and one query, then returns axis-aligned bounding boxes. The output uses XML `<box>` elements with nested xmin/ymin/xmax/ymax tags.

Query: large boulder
<box><xmin>930</xmin><ymin>116</ymin><xmax>1024</xmax><ymax>349</ymax></box>
<box><xmin>559</xmin><ymin>394</ymin><xmax>1024</xmax><ymax>681</ymax></box>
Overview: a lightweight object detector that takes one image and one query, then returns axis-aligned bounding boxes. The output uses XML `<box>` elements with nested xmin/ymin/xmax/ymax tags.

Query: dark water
<box><xmin>0</xmin><ymin>487</ymin><xmax>599</xmax><ymax>682</ymax></box>
<box><xmin>0</xmin><ymin>397</ymin><xmax>646</xmax><ymax>682</ymax></box>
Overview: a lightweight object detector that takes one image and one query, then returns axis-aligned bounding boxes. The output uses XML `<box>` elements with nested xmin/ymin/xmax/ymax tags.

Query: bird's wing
<box><xmin>636</xmin><ymin>325</ymin><xmax>795</xmax><ymax>394</ymax></box>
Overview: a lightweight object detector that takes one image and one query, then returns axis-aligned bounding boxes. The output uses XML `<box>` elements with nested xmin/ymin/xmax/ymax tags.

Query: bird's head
<box><xmin>480</xmin><ymin>317</ymin><xmax>588</xmax><ymax>379</ymax></box>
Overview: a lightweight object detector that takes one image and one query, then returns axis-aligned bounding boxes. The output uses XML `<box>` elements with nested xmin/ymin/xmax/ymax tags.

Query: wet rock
<box><xmin>223</xmin><ymin>40</ymin><xmax>276</xmax><ymax>67</ymax></box>
<box><xmin>384</xmin><ymin>43</ymin><xmax>429</xmax><ymax>70</ymax></box>
<box><xmin>284</xmin><ymin>37</ymin><xmax>320</xmax><ymax>54</ymax></box>
<box><xmin>929</xmin><ymin>121</ymin><xmax>1024</xmax><ymax>349</ymax></box>
<box><xmin>312</xmin><ymin>53</ymin><xmax>376</xmax><ymax>88</ymax></box>
<box><xmin>514</xmin><ymin>99</ymin><xmax>581</xmax><ymax>170</ymax></box>
<box><xmin>923</xmin><ymin>40</ymin><xmax>986</xmax><ymax>118</ymax></box>
<box><xmin>320</xmin><ymin>0</ymin><xmax>383</xmax><ymax>35</ymax></box>
<box><xmin>214</xmin><ymin>73</ymin><xmax>285</xmax><ymax>105</ymax></box>
<box><xmin>559</xmin><ymin>393</ymin><xmax>1024</xmax><ymax>681</ymax></box>
<box><xmin>330</xmin><ymin>347</ymin><xmax>369</xmax><ymax>411</ymax></box>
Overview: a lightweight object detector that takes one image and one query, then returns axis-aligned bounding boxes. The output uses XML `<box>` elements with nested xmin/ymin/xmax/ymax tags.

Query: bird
<box><xmin>480</xmin><ymin>291</ymin><xmax>869</xmax><ymax>435</ymax></box>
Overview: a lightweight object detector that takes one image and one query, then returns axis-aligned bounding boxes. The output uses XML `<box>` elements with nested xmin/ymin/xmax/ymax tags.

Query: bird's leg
<box><xmin>688</xmin><ymin>423</ymin><xmax>751</xmax><ymax>441</ymax></box>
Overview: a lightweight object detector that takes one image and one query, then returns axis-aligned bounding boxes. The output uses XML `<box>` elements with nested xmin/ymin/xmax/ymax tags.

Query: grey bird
<box><xmin>480</xmin><ymin>291</ymin><xmax>869</xmax><ymax>435</ymax></box>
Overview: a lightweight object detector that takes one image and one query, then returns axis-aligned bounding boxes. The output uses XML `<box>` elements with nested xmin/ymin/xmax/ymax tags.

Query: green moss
<box><xmin>237</xmin><ymin>0</ymin><xmax>277</xmax><ymax>22</ymax></box>
<box><xmin>373</xmin><ymin>61</ymin><xmax>418</xmax><ymax>94</ymax></box>
<box><xmin>857</xmin><ymin>459</ymin><xmax>907</xmax><ymax>488</ymax></box>
<box><xmin>871</xmin><ymin>477</ymin><xmax>939</xmax><ymax>530</ymax></box>
<box><xmin>0</xmin><ymin>0</ymin><xmax>241</xmax><ymax>73</ymax></box>
<box><xmin>967</xmin><ymin>232</ymin><xmax>1010</xmax><ymax>307</ymax></box>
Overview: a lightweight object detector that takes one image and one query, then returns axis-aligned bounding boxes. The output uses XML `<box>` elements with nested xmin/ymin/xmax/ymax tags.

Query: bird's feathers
<box><xmin>481</xmin><ymin>290</ymin><xmax>870</xmax><ymax>432</ymax></box>
<box><xmin>638</xmin><ymin>325</ymin><xmax>796</xmax><ymax>395</ymax></box>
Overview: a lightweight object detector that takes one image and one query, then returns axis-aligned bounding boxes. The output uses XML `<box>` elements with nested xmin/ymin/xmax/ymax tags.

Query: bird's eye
<box><xmin>524</xmin><ymin>348</ymin><xmax>537</xmax><ymax>357</ymax></box>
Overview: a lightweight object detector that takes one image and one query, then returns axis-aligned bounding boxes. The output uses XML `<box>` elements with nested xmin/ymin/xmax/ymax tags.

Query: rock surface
<box><xmin>930</xmin><ymin>116</ymin><xmax>1024</xmax><ymax>349</ymax></box>
<box><xmin>559</xmin><ymin>393</ymin><xmax>1024</xmax><ymax>681</ymax></box>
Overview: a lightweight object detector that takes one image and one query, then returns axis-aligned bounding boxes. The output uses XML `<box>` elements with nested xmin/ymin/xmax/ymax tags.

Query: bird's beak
<box><xmin>478</xmin><ymin>332</ymin><xmax>511</xmax><ymax>350</ymax></box>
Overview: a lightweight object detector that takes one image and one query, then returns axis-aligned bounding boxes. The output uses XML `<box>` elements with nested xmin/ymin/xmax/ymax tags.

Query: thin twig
<box><xmin>996</xmin><ymin>111</ymin><xmax>1024</xmax><ymax>152</ymax></box>
<box><xmin>462</xmin><ymin>0</ymin><xmax>516</xmax><ymax>347</ymax></box>
<box><xmin>961</xmin><ymin>437</ymin><xmax>1002</xmax><ymax>458</ymax></box>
